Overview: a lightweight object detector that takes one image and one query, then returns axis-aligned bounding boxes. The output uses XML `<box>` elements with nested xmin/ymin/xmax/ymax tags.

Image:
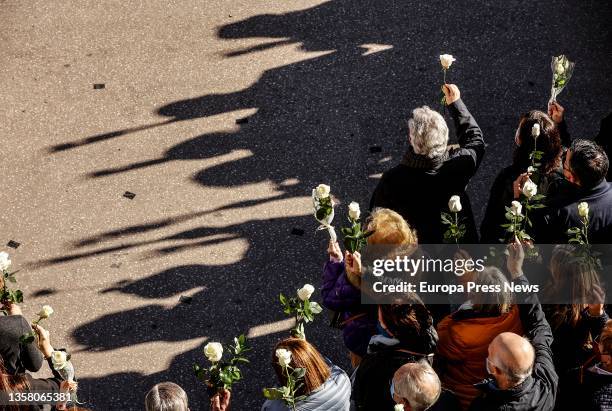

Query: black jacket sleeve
<box><xmin>447</xmin><ymin>99</ymin><xmax>485</xmax><ymax>171</ymax></box>
<box><xmin>480</xmin><ymin>170</ymin><xmax>510</xmax><ymax>243</ymax></box>
<box><xmin>25</xmin><ymin>358</ymin><xmax>63</xmax><ymax>393</ymax></box>
<box><xmin>514</xmin><ymin>276</ymin><xmax>559</xmax><ymax>395</ymax></box>
<box><xmin>16</xmin><ymin>317</ymin><xmax>44</xmax><ymax>373</ymax></box>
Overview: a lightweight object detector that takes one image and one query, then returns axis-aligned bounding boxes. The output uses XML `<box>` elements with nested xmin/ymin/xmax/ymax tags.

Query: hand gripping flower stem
<box><xmin>194</xmin><ymin>335</ymin><xmax>251</xmax><ymax>396</ymax></box>
<box><xmin>20</xmin><ymin>305</ymin><xmax>54</xmax><ymax>344</ymax></box>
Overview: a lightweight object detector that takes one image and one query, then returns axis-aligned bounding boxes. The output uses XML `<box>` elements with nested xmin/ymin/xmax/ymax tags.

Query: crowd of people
<box><xmin>2</xmin><ymin>83</ymin><xmax>612</xmax><ymax>410</ymax></box>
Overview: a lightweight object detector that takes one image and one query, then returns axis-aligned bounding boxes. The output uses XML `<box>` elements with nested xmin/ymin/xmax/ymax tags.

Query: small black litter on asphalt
<box><xmin>123</xmin><ymin>191</ymin><xmax>136</xmax><ymax>200</ymax></box>
<box><xmin>7</xmin><ymin>241</ymin><xmax>20</xmax><ymax>249</ymax></box>
<box><xmin>179</xmin><ymin>295</ymin><xmax>193</xmax><ymax>305</ymax></box>
<box><xmin>369</xmin><ymin>145</ymin><xmax>382</xmax><ymax>153</ymax></box>
<box><xmin>93</xmin><ymin>83</ymin><xmax>105</xmax><ymax>89</ymax></box>
<box><xmin>151</xmin><ymin>323</ymin><xmax>158</xmax><ymax>329</ymax></box>
<box><xmin>291</xmin><ymin>228</ymin><xmax>305</xmax><ymax>236</ymax></box>
<box><xmin>236</xmin><ymin>117</ymin><xmax>249</xmax><ymax>124</ymax></box>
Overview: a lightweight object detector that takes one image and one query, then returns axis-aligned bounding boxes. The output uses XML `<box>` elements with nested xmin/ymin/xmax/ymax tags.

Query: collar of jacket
<box><xmin>577</xmin><ymin>179</ymin><xmax>610</xmax><ymax>198</ymax></box>
<box><xmin>474</xmin><ymin>375</ymin><xmax>535</xmax><ymax>399</ymax></box>
<box><xmin>401</xmin><ymin>146</ymin><xmax>449</xmax><ymax>170</ymax></box>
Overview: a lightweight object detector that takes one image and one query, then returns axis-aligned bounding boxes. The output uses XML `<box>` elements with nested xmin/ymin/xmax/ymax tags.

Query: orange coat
<box><xmin>436</xmin><ymin>306</ymin><xmax>523</xmax><ymax>410</ymax></box>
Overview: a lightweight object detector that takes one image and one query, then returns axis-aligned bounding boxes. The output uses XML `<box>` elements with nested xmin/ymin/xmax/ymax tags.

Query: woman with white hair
<box><xmin>370</xmin><ymin>84</ymin><xmax>484</xmax><ymax>243</ymax></box>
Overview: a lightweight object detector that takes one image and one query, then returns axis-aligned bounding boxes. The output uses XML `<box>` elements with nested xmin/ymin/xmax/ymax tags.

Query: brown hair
<box><xmin>545</xmin><ymin>245</ymin><xmax>602</xmax><ymax>328</ymax></box>
<box><xmin>0</xmin><ymin>356</ymin><xmax>31</xmax><ymax>411</ymax></box>
<box><xmin>379</xmin><ymin>297</ymin><xmax>435</xmax><ymax>353</ymax></box>
<box><xmin>272</xmin><ymin>338</ymin><xmax>331</xmax><ymax>396</ymax></box>
<box><xmin>513</xmin><ymin>111</ymin><xmax>562</xmax><ymax>174</ymax></box>
<box><xmin>367</xmin><ymin>208</ymin><xmax>418</xmax><ymax>245</ymax></box>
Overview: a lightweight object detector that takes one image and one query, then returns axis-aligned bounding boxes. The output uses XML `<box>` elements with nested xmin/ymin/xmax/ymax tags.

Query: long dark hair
<box><xmin>544</xmin><ymin>245</ymin><xmax>602</xmax><ymax>329</ymax></box>
<box><xmin>0</xmin><ymin>356</ymin><xmax>30</xmax><ymax>411</ymax></box>
<box><xmin>512</xmin><ymin>110</ymin><xmax>562</xmax><ymax>174</ymax></box>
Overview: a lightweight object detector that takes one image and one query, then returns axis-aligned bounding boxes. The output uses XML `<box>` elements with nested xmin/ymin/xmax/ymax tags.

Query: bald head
<box><xmin>488</xmin><ymin>332</ymin><xmax>535</xmax><ymax>388</ymax></box>
<box><xmin>393</xmin><ymin>360</ymin><xmax>441</xmax><ymax>411</ymax></box>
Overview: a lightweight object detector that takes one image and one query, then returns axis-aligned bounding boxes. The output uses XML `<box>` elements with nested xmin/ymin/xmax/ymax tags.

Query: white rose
<box><xmin>348</xmin><ymin>201</ymin><xmax>361</xmax><ymax>220</ymax></box>
<box><xmin>0</xmin><ymin>252</ymin><xmax>11</xmax><ymax>272</ymax></box>
<box><xmin>315</xmin><ymin>184</ymin><xmax>331</xmax><ymax>199</ymax></box>
<box><xmin>531</xmin><ymin>123</ymin><xmax>541</xmax><ymax>139</ymax></box>
<box><xmin>555</xmin><ymin>61</ymin><xmax>565</xmax><ymax>75</ymax></box>
<box><xmin>439</xmin><ymin>54</ymin><xmax>456</xmax><ymax>70</ymax></box>
<box><xmin>522</xmin><ymin>178</ymin><xmax>538</xmax><ymax>199</ymax></box>
<box><xmin>275</xmin><ymin>348</ymin><xmax>292</xmax><ymax>368</ymax></box>
<box><xmin>448</xmin><ymin>195</ymin><xmax>462</xmax><ymax>213</ymax></box>
<box><xmin>204</xmin><ymin>342</ymin><xmax>223</xmax><ymax>362</ymax></box>
<box><xmin>578</xmin><ymin>202</ymin><xmax>589</xmax><ymax>218</ymax></box>
<box><xmin>511</xmin><ymin>201</ymin><xmax>523</xmax><ymax>216</ymax></box>
<box><xmin>38</xmin><ymin>305</ymin><xmax>54</xmax><ymax>319</ymax></box>
<box><xmin>51</xmin><ymin>350</ymin><xmax>68</xmax><ymax>369</ymax></box>
<box><xmin>297</xmin><ymin>284</ymin><xmax>315</xmax><ymax>301</ymax></box>
<box><xmin>394</xmin><ymin>405</ymin><xmax>405</xmax><ymax>411</ymax></box>
<box><xmin>527</xmin><ymin>166</ymin><xmax>536</xmax><ymax>173</ymax></box>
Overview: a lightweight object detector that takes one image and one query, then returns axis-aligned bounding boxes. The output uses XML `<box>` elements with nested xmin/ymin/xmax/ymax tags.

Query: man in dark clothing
<box><xmin>543</xmin><ymin>139</ymin><xmax>612</xmax><ymax>244</ymax></box>
<box><xmin>370</xmin><ymin>84</ymin><xmax>484</xmax><ymax>243</ymax></box>
<box><xmin>469</xmin><ymin>244</ymin><xmax>558</xmax><ymax>411</ymax></box>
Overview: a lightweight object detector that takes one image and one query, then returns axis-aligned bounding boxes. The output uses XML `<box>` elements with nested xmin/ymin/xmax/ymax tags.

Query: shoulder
<box><xmin>0</xmin><ymin>315</ymin><xmax>30</xmax><ymax>332</ymax></box>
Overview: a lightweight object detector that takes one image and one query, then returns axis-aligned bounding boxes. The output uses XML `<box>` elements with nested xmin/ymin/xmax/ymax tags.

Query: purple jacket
<box><xmin>321</xmin><ymin>260</ymin><xmax>377</xmax><ymax>357</ymax></box>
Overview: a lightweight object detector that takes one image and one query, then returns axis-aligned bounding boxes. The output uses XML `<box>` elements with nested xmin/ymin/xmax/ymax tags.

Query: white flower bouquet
<box><xmin>549</xmin><ymin>55</ymin><xmax>575</xmax><ymax>104</ymax></box>
<box><xmin>312</xmin><ymin>184</ymin><xmax>337</xmax><ymax>242</ymax></box>
<box><xmin>51</xmin><ymin>350</ymin><xmax>80</xmax><ymax>404</ymax></box>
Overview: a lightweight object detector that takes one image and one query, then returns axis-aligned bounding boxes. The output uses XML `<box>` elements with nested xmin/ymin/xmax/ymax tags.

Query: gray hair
<box><xmin>145</xmin><ymin>382</ymin><xmax>189</xmax><ymax>411</ymax></box>
<box><xmin>408</xmin><ymin>106</ymin><xmax>449</xmax><ymax>158</ymax></box>
<box><xmin>394</xmin><ymin>360</ymin><xmax>441</xmax><ymax>411</ymax></box>
<box><xmin>469</xmin><ymin>267</ymin><xmax>514</xmax><ymax>314</ymax></box>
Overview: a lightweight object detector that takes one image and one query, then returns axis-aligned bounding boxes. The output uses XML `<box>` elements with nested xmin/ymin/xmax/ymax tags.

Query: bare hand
<box><xmin>442</xmin><ymin>84</ymin><xmax>461</xmax><ymax>105</ymax></box>
<box><xmin>211</xmin><ymin>389</ymin><xmax>231</xmax><ymax>411</ymax></box>
<box><xmin>512</xmin><ymin>172</ymin><xmax>531</xmax><ymax>199</ymax></box>
<box><xmin>548</xmin><ymin>101</ymin><xmax>565</xmax><ymax>124</ymax></box>
<box><xmin>327</xmin><ymin>240</ymin><xmax>343</xmax><ymax>262</ymax></box>
<box><xmin>506</xmin><ymin>239</ymin><xmax>525</xmax><ymax>279</ymax></box>
<box><xmin>32</xmin><ymin>324</ymin><xmax>53</xmax><ymax>358</ymax></box>
<box><xmin>345</xmin><ymin>251</ymin><xmax>362</xmax><ymax>277</ymax></box>
<box><xmin>1</xmin><ymin>301</ymin><xmax>22</xmax><ymax>316</ymax></box>
<box><xmin>588</xmin><ymin>284</ymin><xmax>606</xmax><ymax>316</ymax></box>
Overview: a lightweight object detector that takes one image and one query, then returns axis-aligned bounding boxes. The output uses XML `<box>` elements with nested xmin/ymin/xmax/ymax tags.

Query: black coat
<box><xmin>542</xmin><ymin>180</ymin><xmax>612</xmax><ymax>244</ymax></box>
<box><xmin>352</xmin><ymin>332</ymin><xmax>438</xmax><ymax>411</ymax></box>
<box><xmin>480</xmin><ymin>166</ymin><xmax>568</xmax><ymax>244</ymax></box>
<box><xmin>544</xmin><ymin>307</ymin><xmax>609</xmax><ymax>410</ymax></box>
<box><xmin>469</xmin><ymin>276</ymin><xmax>558</xmax><ymax>411</ymax></box>
<box><xmin>580</xmin><ymin>368</ymin><xmax>612</xmax><ymax>411</ymax></box>
<box><xmin>0</xmin><ymin>315</ymin><xmax>44</xmax><ymax>375</ymax></box>
<box><xmin>370</xmin><ymin>99</ymin><xmax>484</xmax><ymax>244</ymax></box>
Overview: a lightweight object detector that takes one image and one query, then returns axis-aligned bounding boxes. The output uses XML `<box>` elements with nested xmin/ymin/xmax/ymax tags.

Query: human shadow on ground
<box><xmin>44</xmin><ymin>1</ymin><xmax>612</xmax><ymax>409</ymax></box>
